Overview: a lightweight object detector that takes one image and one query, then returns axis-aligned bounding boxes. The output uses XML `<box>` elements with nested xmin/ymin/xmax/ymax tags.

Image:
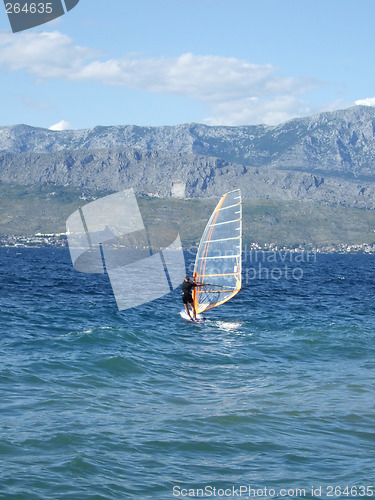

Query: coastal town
<box><xmin>1</xmin><ymin>232</ymin><xmax>375</xmax><ymax>254</ymax></box>
<box><xmin>0</xmin><ymin>233</ymin><xmax>67</xmax><ymax>248</ymax></box>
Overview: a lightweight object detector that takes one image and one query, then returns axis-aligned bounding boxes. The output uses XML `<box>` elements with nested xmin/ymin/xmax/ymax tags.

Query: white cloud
<box><xmin>355</xmin><ymin>97</ymin><xmax>375</xmax><ymax>107</ymax></box>
<box><xmin>0</xmin><ymin>31</ymin><xmax>320</xmax><ymax>125</ymax></box>
<box><xmin>204</xmin><ymin>96</ymin><xmax>313</xmax><ymax>126</ymax></box>
<box><xmin>73</xmin><ymin>52</ymin><xmax>315</xmax><ymax>105</ymax></box>
<box><xmin>49</xmin><ymin>120</ymin><xmax>71</xmax><ymax>131</ymax></box>
<box><xmin>0</xmin><ymin>31</ymin><xmax>100</xmax><ymax>78</ymax></box>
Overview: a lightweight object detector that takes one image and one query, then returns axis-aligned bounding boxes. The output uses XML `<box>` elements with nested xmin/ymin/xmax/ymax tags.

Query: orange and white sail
<box><xmin>193</xmin><ymin>190</ymin><xmax>242</xmax><ymax>314</ymax></box>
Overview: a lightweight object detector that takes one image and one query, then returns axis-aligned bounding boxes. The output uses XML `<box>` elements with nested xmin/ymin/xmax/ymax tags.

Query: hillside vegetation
<box><xmin>1</xmin><ymin>184</ymin><xmax>375</xmax><ymax>247</ymax></box>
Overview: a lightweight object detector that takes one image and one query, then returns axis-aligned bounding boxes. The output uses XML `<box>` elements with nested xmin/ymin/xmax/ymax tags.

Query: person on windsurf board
<box><xmin>181</xmin><ymin>276</ymin><xmax>207</xmax><ymax>321</ymax></box>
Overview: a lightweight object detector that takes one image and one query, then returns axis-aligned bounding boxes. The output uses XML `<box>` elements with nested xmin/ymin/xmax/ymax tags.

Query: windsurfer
<box><xmin>181</xmin><ymin>276</ymin><xmax>206</xmax><ymax>321</ymax></box>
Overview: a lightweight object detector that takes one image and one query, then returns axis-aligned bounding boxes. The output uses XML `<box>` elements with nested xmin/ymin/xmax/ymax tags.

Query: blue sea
<box><xmin>1</xmin><ymin>248</ymin><xmax>375</xmax><ymax>499</ymax></box>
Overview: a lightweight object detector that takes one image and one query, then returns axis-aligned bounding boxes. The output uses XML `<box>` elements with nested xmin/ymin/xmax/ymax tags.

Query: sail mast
<box><xmin>193</xmin><ymin>190</ymin><xmax>242</xmax><ymax>314</ymax></box>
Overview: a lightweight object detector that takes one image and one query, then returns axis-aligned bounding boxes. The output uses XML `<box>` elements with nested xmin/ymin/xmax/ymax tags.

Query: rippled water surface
<box><xmin>1</xmin><ymin>248</ymin><xmax>375</xmax><ymax>499</ymax></box>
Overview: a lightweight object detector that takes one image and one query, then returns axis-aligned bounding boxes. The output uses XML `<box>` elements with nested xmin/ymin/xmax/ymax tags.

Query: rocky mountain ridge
<box><xmin>1</xmin><ymin>106</ymin><xmax>375</xmax><ymax>207</ymax></box>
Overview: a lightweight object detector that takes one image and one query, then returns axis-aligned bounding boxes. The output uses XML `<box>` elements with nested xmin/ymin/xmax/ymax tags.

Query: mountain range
<box><xmin>1</xmin><ymin>106</ymin><xmax>375</xmax><ymax>209</ymax></box>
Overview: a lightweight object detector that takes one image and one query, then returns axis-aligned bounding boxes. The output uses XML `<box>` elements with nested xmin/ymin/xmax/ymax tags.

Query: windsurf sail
<box><xmin>193</xmin><ymin>189</ymin><xmax>242</xmax><ymax>314</ymax></box>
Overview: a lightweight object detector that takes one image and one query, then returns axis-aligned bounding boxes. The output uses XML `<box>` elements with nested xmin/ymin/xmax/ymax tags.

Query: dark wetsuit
<box><xmin>181</xmin><ymin>281</ymin><xmax>196</xmax><ymax>304</ymax></box>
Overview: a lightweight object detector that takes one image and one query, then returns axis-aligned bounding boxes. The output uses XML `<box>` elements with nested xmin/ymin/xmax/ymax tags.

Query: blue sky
<box><xmin>0</xmin><ymin>0</ymin><xmax>375</xmax><ymax>130</ymax></box>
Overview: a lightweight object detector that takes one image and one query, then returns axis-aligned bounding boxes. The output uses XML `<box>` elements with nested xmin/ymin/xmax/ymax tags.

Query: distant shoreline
<box><xmin>1</xmin><ymin>234</ymin><xmax>375</xmax><ymax>255</ymax></box>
